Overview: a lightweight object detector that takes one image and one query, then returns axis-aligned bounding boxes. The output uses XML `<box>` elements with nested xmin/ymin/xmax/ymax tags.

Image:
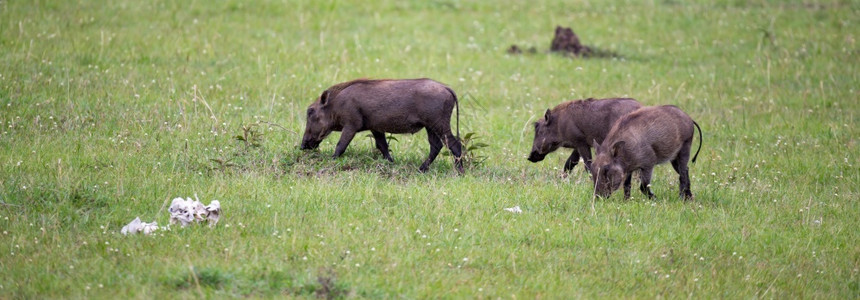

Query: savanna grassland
<box><xmin>1</xmin><ymin>0</ymin><xmax>858</xmax><ymax>298</ymax></box>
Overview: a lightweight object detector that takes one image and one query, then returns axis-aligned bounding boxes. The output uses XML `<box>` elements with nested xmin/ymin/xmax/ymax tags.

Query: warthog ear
<box><xmin>320</xmin><ymin>90</ymin><xmax>330</xmax><ymax>106</ymax></box>
<box><xmin>544</xmin><ymin>109</ymin><xmax>553</xmax><ymax>124</ymax></box>
<box><xmin>610</xmin><ymin>141</ymin><xmax>626</xmax><ymax>158</ymax></box>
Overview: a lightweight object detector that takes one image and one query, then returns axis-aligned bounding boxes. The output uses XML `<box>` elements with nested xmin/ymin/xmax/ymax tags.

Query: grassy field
<box><xmin>1</xmin><ymin>0</ymin><xmax>858</xmax><ymax>298</ymax></box>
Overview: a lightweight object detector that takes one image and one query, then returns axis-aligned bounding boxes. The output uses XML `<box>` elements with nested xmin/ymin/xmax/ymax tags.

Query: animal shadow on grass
<box><xmin>291</xmin><ymin>131</ymin><xmax>481</xmax><ymax>178</ymax></box>
<box><xmin>313</xmin><ymin>268</ymin><xmax>350</xmax><ymax>300</ymax></box>
<box><xmin>590</xmin><ymin>170</ymin><xmax>707</xmax><ymax>203</ymax></box>
<box><xmin>193</xmin><ymin>124</ymin><xmax>467</xmax><ymax>179</ymax></box>
<box><xmin>290</xmin><ymin>146</ymin><xmax>443</xmax><ymax>180</ymax></box>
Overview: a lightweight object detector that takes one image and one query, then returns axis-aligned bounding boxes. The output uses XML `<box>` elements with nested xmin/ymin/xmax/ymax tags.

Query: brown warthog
<box><xmin>527</xmin><ymin>98</ymin><xmax>642</xmax><ymax>173</ymax></box>
<box><xmin>300</xmin><ymin>78</ymin><xmax>464</xmax><ymax>173</ymax></box>
<box><xmin>591</xmin><ymin>105</ymin><xmax>702</xmax><ymax>200</ymax></box>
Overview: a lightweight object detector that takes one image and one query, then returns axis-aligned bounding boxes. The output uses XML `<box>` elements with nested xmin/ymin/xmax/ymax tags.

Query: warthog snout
<box><xmin>300</xmin><ymin>139</ymin><xmax>320</xmax><ymax>150</ymax></box>
<box><xmin>527</xmin><ymin>151</ymin><xmax>546</xmax><ymax>163</ymax></box>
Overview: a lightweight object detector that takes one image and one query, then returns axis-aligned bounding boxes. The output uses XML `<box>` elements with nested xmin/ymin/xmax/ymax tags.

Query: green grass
<box><xmin>1</xmin><ymin>0</ymin><xmax>858</xmax><ymax>298</ymax></box>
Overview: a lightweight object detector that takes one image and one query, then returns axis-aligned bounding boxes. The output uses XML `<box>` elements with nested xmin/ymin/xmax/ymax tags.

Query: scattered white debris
<box><xmin>121</xmin><ymin>194</ymin><xmax>222</xmax><ymax>237</ymax></box>
<box><xmin>121</xmin><ymin>217</ymin><xmax>159</xmax><ymax>235</ymax></box>
<box><xmin>168</xmin><ymin>194</ymin><xmax>222</xmax><ymax>227</ymax></box>
<box><xmin>504</xmin><ymin>206</ymin><xmax>523</xmax><ymax>214</ymax></box>
<box><xmin>205</xmin><ymin>200</ymin><xmax>221</xmax><ymax>225</ymax></box>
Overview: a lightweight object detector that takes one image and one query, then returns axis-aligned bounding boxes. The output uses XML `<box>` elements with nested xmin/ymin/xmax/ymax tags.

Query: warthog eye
<box><xmin>601</xmin><ymin>165</ymin><xmax>611</xmax><ymax>177</ymax></box>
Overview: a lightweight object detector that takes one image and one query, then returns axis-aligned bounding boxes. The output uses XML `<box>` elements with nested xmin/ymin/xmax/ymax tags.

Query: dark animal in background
<box><xmin>591</xmin><ymin>105</ymin><xmax>703</xmax><ymax>200</ymax></box>
<box><xmin>527</xmin><ymin>98</ymin><xmax>642</xmax><ymax>174</ymax></box>
<box><xmin>300</xmin><ymin>78</ymin><xmax>464</xmax><ymax>173</ymax></box>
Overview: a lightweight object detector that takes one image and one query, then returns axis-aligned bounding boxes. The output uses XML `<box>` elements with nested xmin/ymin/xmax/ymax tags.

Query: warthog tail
<box><xmin>445</xmin><ymin>86</ymin><xmax>460</xmax><ymax>141</ymax></box>
<box><xmin>692</xmin><ymin>121</ymin><xmax>703</xmax><ymax>163</ymax></box>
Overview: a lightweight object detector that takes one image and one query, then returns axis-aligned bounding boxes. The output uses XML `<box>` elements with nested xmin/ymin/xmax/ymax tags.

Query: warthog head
<box><xmin>527</xmin><ymin>109</ymin><xmax>563</xmax><ymax>162</ymax></box>
<box><xmin>300</xmin><ymin>90</ymin><xmax>337</xmax><ymax>150</ymax></box>
<box><xmin>592</xmin><ymin>140</ymin><xmax>626</xmax><ymax>198</ymax></box>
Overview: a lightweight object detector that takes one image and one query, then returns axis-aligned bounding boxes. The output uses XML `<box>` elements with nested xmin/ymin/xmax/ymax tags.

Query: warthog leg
<box><xmin>419</xmin><ymin>130</ymin><xmax>443</xmax><ymax>173</ymax></box>
<box><xmin>333</xmin><ymin>128</ymin><xmax>357</xmax><ymax>158</ymax></box>
<box><xmin>639</xmin><ymin>167</ymin><xmax>656</xmax><ymax>199</ymax></box>
<box><xmin>623</xmin><ymin>172</ymin><xmax>633</xmax><ymax>199</ymax></box>
<box><xmin>563</xmin><ymin>149</ymin><xmax>581</xmax><ymax>173</ymax></box>
<box><xmin>371</xmin><ymin>130</ymin><xmax>394</xmax><ymax>162</ymax></box>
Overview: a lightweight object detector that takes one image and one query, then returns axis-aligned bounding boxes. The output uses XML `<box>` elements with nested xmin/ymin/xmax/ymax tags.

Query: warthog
<box><xmin>300</xmin><ymin>78</ymin><xmax>464</xmax><ymax>173</ymax></box>
<box><xmin>591</xmin><ymin>105</ymin><xmax>702</xmax><ymax>200</ymax></box>
<box><xmin>527</xmin><ymin>98</ymin><xmax>642</xmax><ymax>173</ymax></box>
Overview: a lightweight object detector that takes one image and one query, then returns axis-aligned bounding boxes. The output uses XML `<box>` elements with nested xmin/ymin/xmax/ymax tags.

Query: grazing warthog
<box><xmin>527</xmin><ymin>98</ymin><xmax>642</xmax><ymax>173</ymax></box>
<box><xmin>300</xmin><ymin>78</ymin><xmax>464</xmax><ymax>173</ymax></box>
<box><xmin>591</xmin><ymin>105</ymin><xmax>702</xmax><ymax>200</ymax></box>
